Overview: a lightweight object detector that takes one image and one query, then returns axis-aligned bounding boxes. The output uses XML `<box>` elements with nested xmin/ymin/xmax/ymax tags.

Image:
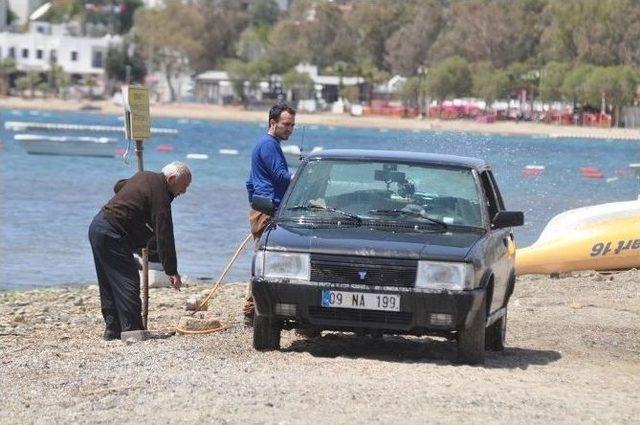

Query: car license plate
<box><xmin>321</xmin><ymin>290</ymin><xmax>400</xmax><ymax>312</ymax></box>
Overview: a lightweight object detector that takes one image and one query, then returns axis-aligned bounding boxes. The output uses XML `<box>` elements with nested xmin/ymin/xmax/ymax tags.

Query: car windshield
<box><xmin>280</xmin><ymin>159</ymin><xmax>484</xmax><ymax>228</ymax></box>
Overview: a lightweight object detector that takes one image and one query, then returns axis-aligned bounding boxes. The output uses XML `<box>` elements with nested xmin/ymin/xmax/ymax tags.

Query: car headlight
<box><xmin>415</xmin><ymin>261</ymin><xmax>474</xmax><ymax>290</ymax></box>
<box><xmin>254</xmin><ymin>251</ymin><xmax>310</xmax><ymax>281</ymax></box>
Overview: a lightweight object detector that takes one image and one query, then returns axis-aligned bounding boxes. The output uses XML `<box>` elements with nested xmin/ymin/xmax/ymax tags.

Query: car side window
<box><xmin>487</xmin><ymin>171</ymin><xmax>505</xmax><ymax>210</ymax></box>
<box><xmin>480</xmin><ymin>170</ymin><xmax>501</xmax><ymax>221</ymax></box>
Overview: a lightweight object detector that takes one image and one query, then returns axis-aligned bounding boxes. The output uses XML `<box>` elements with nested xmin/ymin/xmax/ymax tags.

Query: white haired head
<box><xmin>162</xmin><ymin>161</ymin><xmax>191</xmax><ymax>179</ymax></box>
<box><xmin>162</xmin><ymin>161</ymin><xmax>192</xmax><ymax>197</ymax></box>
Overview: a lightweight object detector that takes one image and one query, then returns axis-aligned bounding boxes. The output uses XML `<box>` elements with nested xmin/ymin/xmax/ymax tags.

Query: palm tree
<box><xmin>0</xmin><ymin>58</ymin><xmax>17</xmax><ymax>96</ymax></box>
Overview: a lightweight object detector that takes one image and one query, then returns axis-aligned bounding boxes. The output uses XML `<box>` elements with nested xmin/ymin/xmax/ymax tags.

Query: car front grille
<box><xmin>310</xmin><ymin>254</ymin><xmax>417</xmax><ymax>287</ymax></box>
<box><xmin>308</xmin><ymin>306</ymin><xmax>412</xmax><ymax>325</ymax></box>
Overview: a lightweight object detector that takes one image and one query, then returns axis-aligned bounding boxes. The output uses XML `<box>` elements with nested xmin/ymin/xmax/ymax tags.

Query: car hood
<box><xmin>265</xmin><ymin>223</ymin><xmax>484</xmax><ymax>261</ymax></box>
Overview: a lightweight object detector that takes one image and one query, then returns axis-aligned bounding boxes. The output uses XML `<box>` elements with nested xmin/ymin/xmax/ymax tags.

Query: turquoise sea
<box><xmin>0</xmin><ymin>108</ymin><xmax>638</xmax><ymax>289</ymax></box>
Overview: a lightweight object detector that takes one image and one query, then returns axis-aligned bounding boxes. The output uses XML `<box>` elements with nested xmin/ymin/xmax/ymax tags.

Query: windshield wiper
<box><xmin>287</xmin><ymin>204</ymin><xmax>362</xmax><ymax>224</ymax></box>
<box><xmin>368</xmin><ymin>209</ymin><xmax>448</xmax><ymax>228</ymax></box>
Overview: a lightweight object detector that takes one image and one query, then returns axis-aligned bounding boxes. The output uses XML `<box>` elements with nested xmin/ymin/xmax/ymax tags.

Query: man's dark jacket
<box><xmin>102</xmin><ymin>171</ymin><xmax>178</xmax><ymax>275</ymax></box>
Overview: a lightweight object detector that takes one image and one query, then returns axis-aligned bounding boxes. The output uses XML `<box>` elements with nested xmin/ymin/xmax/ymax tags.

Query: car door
<box><xmin>479</xmin><ymin>169</ymin><xmax>511</xmax><ymax>312</ymax></box>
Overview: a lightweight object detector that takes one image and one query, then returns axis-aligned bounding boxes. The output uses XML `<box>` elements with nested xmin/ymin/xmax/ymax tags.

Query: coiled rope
<box><xmin>175</xmin><ymin>232</ymin><xmax>253</xmax><ymax>335</ymax></box>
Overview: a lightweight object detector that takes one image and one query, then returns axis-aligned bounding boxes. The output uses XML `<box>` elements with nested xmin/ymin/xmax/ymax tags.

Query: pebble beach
<box><xmin>1</xmin><ymin>270</ymin><xmax>639</xmax><ymax>424</ymax></box>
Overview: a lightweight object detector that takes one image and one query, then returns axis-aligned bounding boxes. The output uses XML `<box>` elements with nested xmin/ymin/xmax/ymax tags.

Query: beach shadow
<box><xmin>283</xmin><ymin>333</ymin><xmax>561</xmax><ymax>369</ymax></box>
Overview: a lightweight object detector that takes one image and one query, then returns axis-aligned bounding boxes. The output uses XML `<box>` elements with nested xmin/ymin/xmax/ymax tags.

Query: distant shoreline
<box><xmin>1</xmin><ymin>96</ymin><xmax>639</xmax><ymax>141</ymax></box>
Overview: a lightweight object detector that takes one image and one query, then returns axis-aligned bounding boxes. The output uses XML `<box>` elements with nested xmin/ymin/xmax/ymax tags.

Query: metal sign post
<box><xmin>123</xmin><ymin>85</ymin><xmax>151</xmax><ymax>329</ymax></box>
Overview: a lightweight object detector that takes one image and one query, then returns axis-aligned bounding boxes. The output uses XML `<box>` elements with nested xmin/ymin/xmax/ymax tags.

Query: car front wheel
<box><xmin>457</xmin><ymin>294</ymin><xmax>487</xmax><ymax>365</ymax></box>
<box><xmin>485</xmin><ymin>309</ymin><xmax>507</xmax><ymax>351</ymax></box>
<box><xmin>253</xmin><ymin>316</ymin><xmax>281</xmax><ymax>351</ymax></box>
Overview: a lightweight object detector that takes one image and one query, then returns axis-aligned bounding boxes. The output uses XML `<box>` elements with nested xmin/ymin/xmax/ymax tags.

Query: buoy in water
<box><xmin>186</xmin><ymin>153</ymin><xmax>208</xmax><ymax>160</ymax></box>
<box><xmin>156</xmin><ymin>144</ymin><xmax>175</xmax><ymax>152</ymax></box>
<box><xmin>580</xmin><ymin>166</ymin><xmax>604</xmax><ymax>179</ymax></box>
<box><xmin>522</xmin><ymin>164</ymin><xmax>545</xmax><ymax>177</ymax></box>
<box><xmin>218</xmin><ymin>148</ymin><xmax>239</xmax><ymax>155</ymax></box>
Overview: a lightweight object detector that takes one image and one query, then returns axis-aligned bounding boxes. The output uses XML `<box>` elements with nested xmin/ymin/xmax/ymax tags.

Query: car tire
<box><xmin>485</xmin><ymin>309</ymin><xmax>507</xmax><ymax>351</ymax></box>
<box><xmin>457</xmin><ymin>294</ymin><xmax>486</xmax><ymax>365</ymax></box>
<box><xmin>253</xmin><ymin>315</ymin><xmax>281</xmax><ymax>351</ymax></box>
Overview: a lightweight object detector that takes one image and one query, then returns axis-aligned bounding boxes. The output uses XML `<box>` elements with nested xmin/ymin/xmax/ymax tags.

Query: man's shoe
<box><xmin>103</xmin><ymin>329</ymin><xmax>121</xmax><ymax>341</ymax></box>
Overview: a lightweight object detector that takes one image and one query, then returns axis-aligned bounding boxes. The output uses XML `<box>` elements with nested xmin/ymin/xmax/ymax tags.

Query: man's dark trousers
<box><xmin>88</xmin><ymin>211</ymin><xmax>144</xmax><ymax>335</ymax></box>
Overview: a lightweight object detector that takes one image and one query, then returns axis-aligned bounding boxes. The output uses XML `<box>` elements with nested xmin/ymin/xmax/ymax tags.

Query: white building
<box><xmin>0</xmin><ymin>22</ymin><xmax>121</xmax><ymax>75</ymax></box>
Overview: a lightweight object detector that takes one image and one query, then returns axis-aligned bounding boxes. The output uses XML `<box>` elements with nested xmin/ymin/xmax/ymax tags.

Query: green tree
<box><xmin>351</xmin><ymin>58</ymin><xmax>389</xmax><ymax>103</ymax></box>
<box><xmin>541</xmin><ymin>0</ymin><xmax>640</xmax><ymax>66</ymax></box>
<box><xmin>105</xmin><ymin>44</ymin><xmax>147</xmax><ymax>84</ymax></box>
<box><xmin>248</xmin><ymin>0</ymin><xmax>280</xmax><ymax>27</ymax></box>
<box><xmin>47</xmin><ymin>63</ymin><xmax>67</xmax><ymax>96</ymax></box>
<box><xmin>426</xmin><ymin>56</ymin><xmax>472</xmax><ymax>104</ymax></box>
<box><xmin>384</xmin><ymin>0</ymin><xmax>444</xmax><ymax>76</ymax></box>
<box><xmin>236</xmin><ymin>26</ymin><xmax>270</xmax><ymax>62</ymax></box>
<box><xmin>134</xmin><ymin>0</ymin><xmax>204</xmax><ymax>101</ymax></box>
<box><xmin>304</xmin><ymin>2</ymin><xmax>358</xmax><ymax>69</ymax></box>
<box><xmin>347</xmin><ymin>1</ymin><xmax>411</xmax><ymax>71</ymax></box>
<box><xmin>539</xmin><ymin>62</ymin><xmax>572</xmax><ymax>102</ymax></box>
<box><xmin>224</xmin><ymin>58</ymin><xmax>268</xmax><ymax>107</ymax></box>
<box><xmin>119</xmin><ymin>0</ymin><xmax>144</xmax><ymax>34</ymax></box>
<box><xmin>399</xmin><ymin>76</ymin><xmax>422</xmax><ymax>109</ymax></box>
<box><xmin>15</xmin><ymin>72</ymin><xmax>41</xmax><ymax>98</ymax></box>
<box><xmin>82</xmin><ymin>74</ymin><xmax>98</xmax><ymax>99</ymax></box>
<box><xmin>560</xmin><ymin>64</ymin><xmax>594</xmax><ymax>107</ymax></box>
<box><xmin>506</xmin><ymin>62</ymin><xmax>540</xmax><ymax>103</ymax></box>
<box><xmin>282</xmin><ymin>70</ymin><xmax>315</xmax><ymax>100</ymax></box>
<box><xmin>15</xmin><ymin>76</ymin><xmax>29</xmax><ymax>98</ymax></box>
<box><xmin>191</xmin><ymin>0</ymin><xmax>249</xmax><ymax>72</ymax></box>
<box><xmin>430</xmin><ymin>0</ymin><xmax>546</xmax><ymax>68</ymax></box>
<box><xmin>584</xmin><ymin>66</ymin><xmax>639</xmax><ymax>125</ymax></box>
<box><xmin>472</xmin><ymin>62</ymin><xmax>509</xmax><ymax>109</ymax></box>
<box><xmin>37</xmin><ymin>81</ymin><xmax>49</xmax><ymax>98</ymax></box>
<box><xmin>0</xmin><ymin>57</ymin><xmax>17</xmax><ymax>96</ymax></box>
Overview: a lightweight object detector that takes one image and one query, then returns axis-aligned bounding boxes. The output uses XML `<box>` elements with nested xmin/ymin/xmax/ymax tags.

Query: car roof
<box><xmin>306</xmin><ymin>149</ymin><xmax>489</xmax><ymax>170</ymax></box>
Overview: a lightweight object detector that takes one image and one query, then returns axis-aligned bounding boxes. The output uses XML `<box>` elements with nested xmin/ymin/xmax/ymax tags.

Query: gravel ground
<box><xmin>1</xmin><ymin>271</ymin><xmax>639</xmax><ymax>424</ymax></box>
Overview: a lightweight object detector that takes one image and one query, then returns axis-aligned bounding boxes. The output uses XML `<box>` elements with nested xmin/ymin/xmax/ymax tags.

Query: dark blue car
<box><xmin>251</xmin><ymin>149</ymin><xmax>523</xmax><ymax>364</ymax></box>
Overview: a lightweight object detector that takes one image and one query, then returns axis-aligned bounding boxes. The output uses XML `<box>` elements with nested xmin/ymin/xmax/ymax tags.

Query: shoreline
<box><xmin>2</xmin><ymin>96</ymin><xmax>639</xmax><ymax>141</ymax></box>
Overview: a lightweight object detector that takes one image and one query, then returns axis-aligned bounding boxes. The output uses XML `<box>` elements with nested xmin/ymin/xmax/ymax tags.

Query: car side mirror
<box><xmin>492</xmin><ymin>211</ymin><xmax>524</xmax><ymax>228</ymax></box>
<box><xmin>251</xmin><ymin>195</ymin><xmax>274</xmax><ymax>215</ymax></box>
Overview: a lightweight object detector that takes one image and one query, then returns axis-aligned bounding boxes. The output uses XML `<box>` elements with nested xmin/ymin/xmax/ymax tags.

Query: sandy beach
<box><xmin>1</xmin><ymin>270</ymin><xmax>639</xmax><ymax>424</ymax></box>
<box><xmin>1</xmin><ymin>96</ymin><xmax>639</xmax><ymax>141</ymax></box>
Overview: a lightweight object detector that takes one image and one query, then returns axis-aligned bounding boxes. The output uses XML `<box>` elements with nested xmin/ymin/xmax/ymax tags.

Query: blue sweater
<box><xmin>246</xmin><ymin>133</ymin><xmax>291</xmax><ymax>209</ymax></box>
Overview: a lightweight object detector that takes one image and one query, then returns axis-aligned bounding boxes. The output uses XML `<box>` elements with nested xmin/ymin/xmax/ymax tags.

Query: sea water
<box><xmin>0</xmin><ymin>108</ymin><xmax>638</xmax><ymax>289</ymax></box>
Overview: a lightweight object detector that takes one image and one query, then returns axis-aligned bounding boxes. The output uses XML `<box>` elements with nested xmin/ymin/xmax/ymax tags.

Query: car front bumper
<box><xmin>251</xmin><ymin>278</ymin><xmax>485</xmax><ymax>334</ymax></box>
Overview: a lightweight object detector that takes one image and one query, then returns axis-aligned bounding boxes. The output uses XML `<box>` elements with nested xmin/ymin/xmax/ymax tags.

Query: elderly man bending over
<box><xmin>88</xmin><ymin>161</ymin><xmax>191</xmax><ymax>340</ymax></box>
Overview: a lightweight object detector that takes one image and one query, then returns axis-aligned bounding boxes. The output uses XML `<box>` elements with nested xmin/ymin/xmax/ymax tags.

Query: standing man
<box><xmin>88</xmin><ymin>161</ymin><xmax>191</xmax><ymax>340</ymax></box>
<box><xmin>244</xmin><ymin>103</ymin><xmax>296</xmax><ymax>324</ymax></box>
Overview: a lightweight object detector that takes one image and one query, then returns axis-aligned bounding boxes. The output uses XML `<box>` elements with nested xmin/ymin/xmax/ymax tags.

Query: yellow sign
<box><xmin>125</xmin><ymin>85</ymin><xmax>151</xmax><ymax>140</ymax></box>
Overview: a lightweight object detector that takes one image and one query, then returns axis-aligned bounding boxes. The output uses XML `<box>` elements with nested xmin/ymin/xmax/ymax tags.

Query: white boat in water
<box><xmin>15</xmin><ymin>134</ymin><xmax>119</xmax><ymax>157</ymax></box>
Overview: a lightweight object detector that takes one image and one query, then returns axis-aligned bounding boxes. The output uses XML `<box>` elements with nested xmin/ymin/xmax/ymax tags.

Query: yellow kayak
<box><xmin>516</xmin><ymin>200</ymin><xmax>640</xmax><ymax>275</ymax></box>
